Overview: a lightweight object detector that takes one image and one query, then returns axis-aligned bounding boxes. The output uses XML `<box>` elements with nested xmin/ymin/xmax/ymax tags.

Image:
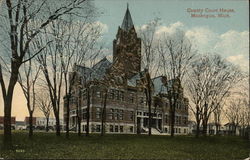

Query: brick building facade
<box><xmin>65</xmin><ymin>6</ymin><xmax>189</xmax><ymax>135</ymax></box>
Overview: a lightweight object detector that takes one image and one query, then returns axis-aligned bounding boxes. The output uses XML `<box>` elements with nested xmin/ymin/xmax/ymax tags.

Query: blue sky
<box><xmin>94</xmin><ymin>0</ymin><xmax>248</xmax><ymax>44</ymax></box>
<box><xmin>94</xmin><ymin>0</ymin><xmax>249</xmax><ymax>72</ymax></box>
<box><xmin>0</xmin><ymin>0</ymin><xmax>248</xmax><ymax>120</ymax></box>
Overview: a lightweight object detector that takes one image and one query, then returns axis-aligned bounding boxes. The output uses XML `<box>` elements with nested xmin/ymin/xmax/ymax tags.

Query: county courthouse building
<box><xmin>65</xmin><ymin>6</ymin><xmax>189</xmax><ymax>135</ymax></box>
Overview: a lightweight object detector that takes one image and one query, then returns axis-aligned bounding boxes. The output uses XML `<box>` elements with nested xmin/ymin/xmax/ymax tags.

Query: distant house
<box><xmin>188</xmin><ymin>121</ymin><xmax>196</xmax><ymax>134</ymax></box>
<box><xmin>16</xmin><ymin>121</ymin><xmax>26</xmax><ymax>130</ymax></box>
<box><xmin>0</xmin><ymin>116</ymin><xmax>16</xmax><ymax>129</ymax></box>
<box><xmin>24</xmin><ymin>117</ymin><xmax>63</xmax><ymax>130</ymax></box>
<box><xmin>224</xmin><ymin>123</ymin><xmax>240</xmax><ymax>136</ymax></box>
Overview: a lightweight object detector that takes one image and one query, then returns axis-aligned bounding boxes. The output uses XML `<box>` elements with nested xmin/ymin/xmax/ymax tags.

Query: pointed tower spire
<box><xmin>121</xmin><ymin>3</ymin><xmax>134</xmax><ymax>32</ymax></box>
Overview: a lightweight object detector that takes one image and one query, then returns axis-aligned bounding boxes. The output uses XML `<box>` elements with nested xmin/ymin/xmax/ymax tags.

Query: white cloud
<box><xmin>155</xmin><ymin>21</ymin><xmax>184</xmax><ymax>35</ymax></box>
<box><xmin>226</xmin><ymin>54</ymin><xmax>249</xmax><ymax>71</ymax></box>
<box><xmin>185</xmin><ymin>27</ymin><xmax>218</xmax><ymax>53</ymax></box>
<box><xmin>214</xmin><ymin>30</ymin><xmax>249</xmax><ymax>57</ymax></box>
<box><xmin>139</xmin><ymin>21</ymin><xmax>249</xmax><ymax>71</ymax></box>
<box><xmin>93</xmin><ymin>21</ymin><xmax>108</xmax><ymax>33</ymax></box>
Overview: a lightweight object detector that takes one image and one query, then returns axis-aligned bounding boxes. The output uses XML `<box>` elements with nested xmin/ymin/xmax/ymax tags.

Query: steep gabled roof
<box><xmin>152</xmin><ymin>76</ymin><xmax>168</xmax><ymax>95</ymax></box>
<box><xmin>121</xmin><ymin>5</ymin><xmax>134</xmax><ymax>32</ymax></box>
<box><xmin>76</xmin><ymin>57</ymin><xmax>112</xmax><ymax>81</ymax></box>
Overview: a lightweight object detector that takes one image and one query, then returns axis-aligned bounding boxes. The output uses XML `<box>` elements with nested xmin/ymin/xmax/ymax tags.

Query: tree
<box><xmin>100</xmin><ymin>83</ymin><xmax>108</xmax><ymax>136</ymax></box>
<box><xmin>0</xmin><ymin>0</ymin><xmax>86</xmax><ymax>147</ymax></box>
<box><xmin>225</xmin><ymin>99</ymin><xmax>242</xmax><ymax>135</ymax></box>
<box><xmin>37</xmin><ymin>91</ymin><xmax>53</xmax><ymax>132</ymax></box>
<box><xmin>17</xmin><ymin>52</ymin><xmax>40</xmax><ymax>138</ymax></box>
<box><xmin>138</xmin><ymin>18</ymin><xmax>160</xmax><ymax>136</ymax></box>
<box><xmin>36</xmin><ymin>12</ymin><xmax>102</xmax><ymax>136</ymax></box>
<box><xmin>158</xmin><ymin>31</ymin><xmax>194</xmax><ymax>137</ymax></box>
<box><xmin>225</xmin><ymin>79</ymin><xmax>249</xmax><ymax>137</ymax></box>
<box><xmin>187</xmin><ymin>54</ymin><xmax>243</xmax><ymax>136</ymax></box>
<box><xmin>62</xmin><ymin>18</ymin><xmax>102</xmax><ymax>138</ymax></box>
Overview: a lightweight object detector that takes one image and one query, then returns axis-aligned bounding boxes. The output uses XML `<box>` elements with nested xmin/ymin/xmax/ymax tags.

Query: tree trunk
<box><xmin>101</xmin><ymin>91</ymin><xmax>107</xmax><ymax>136</ymax></box>
<box><xmin>137</xmin><ymin>117</ymin><xmax>141</xmax><ymax>134</ymax></box>
<box><xmin>55</xmin><ymin>114</ymin><xmax>60</xmax><ymax>136</ymax></box>
<box><xmin>202</xmin><ymin>119</ymin><xmax>208</xmax><ymax>136</ymax></box>
<box><xmin>46</xmin><ymin>117</ymin><xmax>49</xmax><ymax>132</ymax></box>
<box><xmin>77</xmin><ymin>90</ymin><xmax>82</xmax><ymax>136</ymax></box>
<box><xmin>170</xmin><ymin>95</ymin><xmax>176</xmax><ymax>137</ymax></box>
<box><xmin>78</xmin><ymin>115</ymin><xmax>81</xmax><ymax>136</ymax></box>
<box><xmin>195</xmin><ymin>111</ymin><xmax>200</xmax><ymax>138</ymax></box>
<box><xmin>86</xmin><ymin>88</ymin><xmax>90</xmax><ymax>136</ymax></box>
<box><xmin>196</xmin><ymin>120</ymin><xmax>200</xmax><ymax>138</ymax></box>
<box><xmin>4</xmin><ymin>99</ymin><xmax>12</xmax><ymax>148</ymax></box>
<box><xmin>170</xmin><ymin>107</ymin><xmax>175</xmax><ymax>137</ymax></box>
<box><xmin>3</xmin><ymin>69</ymin><xmax>20</xmax><ymax>148</ymax></box>
<box><xmin>66</xmin><ymin>95</ymin><xmax>70</xmax><ymax>138</ymax></box>
<box><xmin>148</xmin><ymin>93</ymin><xmax>152</xmax><ymax>136</ymax></box>
<box><xmin>29</xmin><ymin>112</ymin><xmax>33</xmax><ymax>138</ymax></box>
<box><xmin>215</xmin><ymin>123</ymin><xmax>220</xmax><ymax>135</ymax></box>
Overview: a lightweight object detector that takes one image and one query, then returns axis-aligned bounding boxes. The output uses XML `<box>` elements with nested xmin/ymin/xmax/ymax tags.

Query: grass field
<box><xmin>0</xmin><ymin>131</ymin><xmax>249</xmax><ymax>159</ymax></box>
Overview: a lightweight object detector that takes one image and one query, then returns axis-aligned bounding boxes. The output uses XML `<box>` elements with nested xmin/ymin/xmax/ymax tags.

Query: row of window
<box><xmin>165</xmin><ymin>102</ymin><xmax>188</xmax><ymax>110</ymax></box>
<box><xmin>96</xmin><ymin>89</ymin><xmax>148</xmax><ymax>104</ymax></box>
<box><xmin>82</xmin><ymin>124</ymin><xmax>134</xmax><ymax>133</ymax></box>
<box><xmin>137</xmin><ymin>112</ymin><xmax>162</xmax><ymax>118</ymax></box>
<box><xmin>164</xmin><ymin>128</ymin><xmax>187</xmax><ymax>134</ymax></box>
<box><xmin>69</xmin><ymin>89</ymin><xmax>188</xmax><ymax>110</ymax></box>
<box><xmin>96</xmin><ymin>89</ymin><xmax>125</xmax><ymax>101</ymax></box>
<box><xmin>37</xmin><ymin>121</ymin><xmax>55</xmax><ymax>125</ymax></box>
<box><xmin>95</xmin><ymin>108</ymin><xmax>134</xmax><ymax>121</ymax></box>
<box><xmin>165</xmin><ymin>115</ymin><xmax>188</xmax><ymax>125</ymax></box>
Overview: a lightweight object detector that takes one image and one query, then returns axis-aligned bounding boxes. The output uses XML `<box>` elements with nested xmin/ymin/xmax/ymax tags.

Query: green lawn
<box><xmin>0</xmin><ymin>131</ymin><xmax>249</xmax><ymax>159</ymax></box>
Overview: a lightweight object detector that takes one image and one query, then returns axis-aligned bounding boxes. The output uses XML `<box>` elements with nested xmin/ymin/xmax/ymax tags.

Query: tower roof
<box><xmin>121</xmin><ymin>4</ymin><xmax>134</xmax><ymax>31</ymax></box>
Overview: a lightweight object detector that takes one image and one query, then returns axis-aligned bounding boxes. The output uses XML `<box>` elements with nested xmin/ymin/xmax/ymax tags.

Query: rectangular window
<box><xmin>140</xmin><ymin>97</ymin><xmax>144</xmax><ymax>104</ymax></box>
<box><xmin>175</xmin><ymin>116</ymin><xmax>178</xmax><ymax>124</ymax></box>
<box><xmin>130</xmin><ymin>111</ymin><xmax>134</xmax><ymax>121</ymax></box>
<box><xmin>115</xmin><ymin>125</ymin><xmax>118</xmax><ymax>132</ymax></box>
<box><xmin>110</xmin><ymin>125</ymin><xmax>113</xmax><ymax>132</ymax></box>
<box><xmin>82</xmin><ymin>109</ymin><xmax>87</xmax><ymax>119</ymax></box>
<box><xmin>115</xmin><ymin>113</ymin><xmax>119</xmax><ymax>120</ymax></box>
<box><xmin>96</xmin><ymin>107</ymin><xmax>101</xmax><ymax>119</ymax></box>
<box><xmin>129</xmin><ymin>94</ymin><xmax>134</xmax><ymax>103</ymax></box>
<box><xmin>178</xmin><ymin>128</ymin><xmax>181</xmax><ymax>133</ymax></box>
<box><xmin>109</xmin><ymin>89</ymin><xmax>115</xmax><ymax>99</ymax></box>
<box><xmin>119</xmin><ymin>113</ymin><xmax>124</xmax><ymax>120</ymax></box>
<box><xmin>115</xmin><ymin>90</ymin><xmax>119</xmax><ymax>100</ymax></box>
<box><xmin>96</xmin><ymin>125</ymin><xmax>101</xmax><ymax>132</ymax></box>
<box><xmin>120</xmin><ymin>126</ymin><xmax>123</xmax><ymax>133</ymax></box>
<box><xmin>96</xmin><ymin>91</ymin><xmax>101</xmax><ymax>98</ymax></box>
<box><xmin>130</xmin><ymin>126</ymin><xmax>133</xmax><ymax>133</ymax></box>
<box><xmin>183</xmin><ymin>117</ymin><xmax>187</xmax><ymax>125</ymax></box>
<box><xmin>91</xmin><ymin>125</ymin><xmax>95</xmax><ymax>132</ymax></box>
<box><xmin>120</xmin><ymin>91</ymin><xmax>124</xmax><ymax>101</ymax></box>
<box><xmin>96</xmin><ymin>113</ymin><xmax>101</xmax><ymax>119</ymax></box>
<box><xmin>165</xmin><ymin>115</ymin><xmax>168</xmax><ymax>124</ymax></box>
<box><xmin>109</xmin><ymin>113</ymin><xmax>113</xmax><ymax>120</ymax></box>
<box><xmin>165</xmin><ymin>128</ymin><xmax>168</xmax><ymax>133</ymax></box>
